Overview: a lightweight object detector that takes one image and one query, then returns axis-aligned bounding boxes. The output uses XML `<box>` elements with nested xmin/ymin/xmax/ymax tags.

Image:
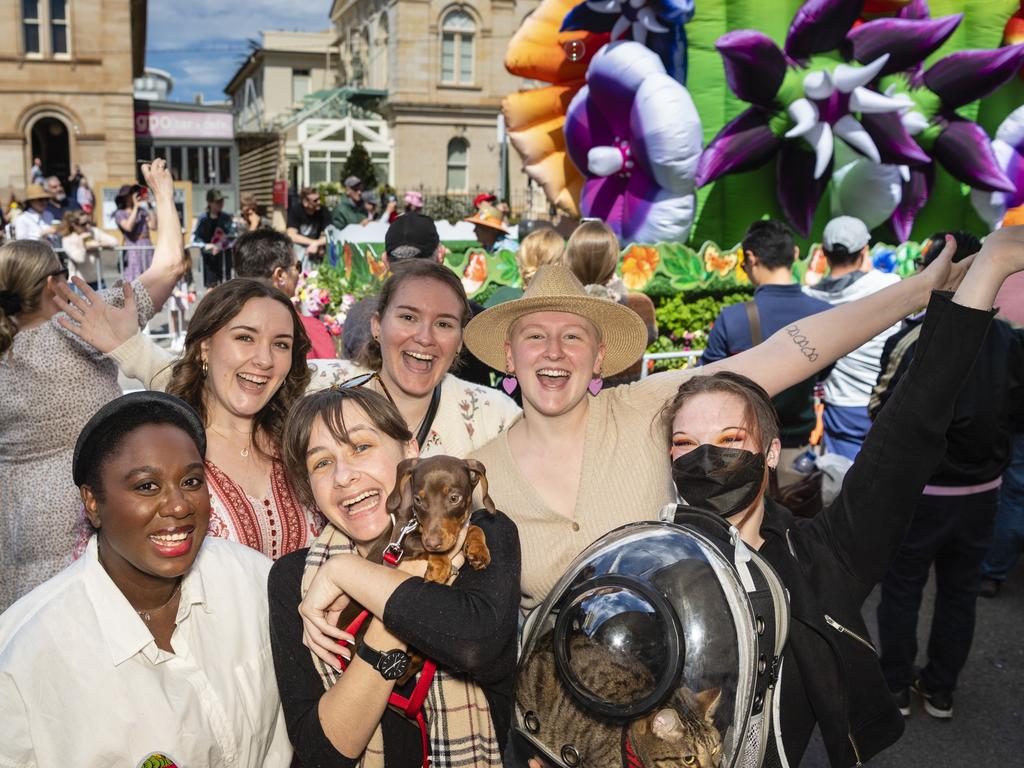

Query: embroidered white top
<box><xmin>0</xmin><ymin>537</ymin><xmax>291</xmax><ymax>768</ymax></box>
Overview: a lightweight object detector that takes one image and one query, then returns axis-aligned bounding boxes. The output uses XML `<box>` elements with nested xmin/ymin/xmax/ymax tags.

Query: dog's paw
<box><xmin>425</xmin><ymin>555</ymin><xmax>452</xmax><ymax>583</ymax></box>
<box><xmin>464</xmin><ymin>525</ymin><xmax>491</xmax><ymax>570</ymax></box>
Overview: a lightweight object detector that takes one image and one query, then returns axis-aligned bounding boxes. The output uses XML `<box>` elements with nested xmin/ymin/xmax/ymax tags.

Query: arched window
<box><xmin>446</xmin><ymin>138</ymin><xmax>469</xmax><ymax>192</ymax></box>
<box><xmin>441</xmin><ymin>10</ymin><xmax>475</xmax><ymax>85</ymax></box>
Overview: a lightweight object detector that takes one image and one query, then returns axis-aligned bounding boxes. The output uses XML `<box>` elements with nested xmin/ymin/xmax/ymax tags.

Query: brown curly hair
<box><xmin>167</xmin><ymin>279</ymin><xmax>312</xmax><ymax>458</ymax></box>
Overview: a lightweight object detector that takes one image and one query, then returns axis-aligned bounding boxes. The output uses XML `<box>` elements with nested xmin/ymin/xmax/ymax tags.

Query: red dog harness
<box><xmin>335</xmin><ymin>517</ymin><xmax>437</xmax><ymax>767</ymax></box>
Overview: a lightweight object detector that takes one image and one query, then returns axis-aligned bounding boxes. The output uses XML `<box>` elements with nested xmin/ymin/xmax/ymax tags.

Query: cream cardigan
<box><xmin>469</xmin><ymin>370</ymin><xmax>692</xmax><ymax>611</ymax></box>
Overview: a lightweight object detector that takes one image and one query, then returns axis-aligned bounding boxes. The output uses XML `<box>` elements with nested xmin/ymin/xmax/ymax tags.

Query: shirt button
<box><xmin>571</xmin><ymin>523</ymin><xmax>580</xmax><ymax>532</ymax></box>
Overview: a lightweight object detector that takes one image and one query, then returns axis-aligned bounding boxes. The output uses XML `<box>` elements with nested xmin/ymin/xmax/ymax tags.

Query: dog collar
<box><xmin>383</xmin><ymin>517</ymin><xmax>419</xmax><ymax>566</ymax></box>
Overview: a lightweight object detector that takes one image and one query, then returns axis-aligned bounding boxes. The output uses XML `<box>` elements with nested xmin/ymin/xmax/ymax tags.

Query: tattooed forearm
<box><xmin>785</xmin><ymin>324</ymin><xmax>820</xmax><ymax>362</ymax></box>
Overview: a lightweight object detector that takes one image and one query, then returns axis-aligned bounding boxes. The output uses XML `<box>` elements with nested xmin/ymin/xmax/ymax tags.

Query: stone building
<box><xmin>329</xmin><ymin>0</ymin><xmax>537</xmax><ymax>202</ymax></box>
<box><xmin>0</xmin><ymin>0</ymin><xmax>147</xmax><ymax>190</ymax></box>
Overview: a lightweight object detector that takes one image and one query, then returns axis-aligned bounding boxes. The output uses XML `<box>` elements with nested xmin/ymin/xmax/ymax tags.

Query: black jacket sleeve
<box><xmin>804</xmin><ymin>291</ymin><xmax>996</xmax><ymax>602</ymax></box>
<box><xmin>382</xmin><ymin>511</ymin><xmax>522</xmax><ymax>685</ymax></box>
<box><xmin>268</xmin><ymin>550</ymin><xmax>420</xmax><ymax>768</ymax></box>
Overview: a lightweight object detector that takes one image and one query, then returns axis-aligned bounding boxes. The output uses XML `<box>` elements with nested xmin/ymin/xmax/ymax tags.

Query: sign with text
<box><xmin>134</xmin><ymin>111</ymin><xmax>233</xmax><ymax>140</ymax></box>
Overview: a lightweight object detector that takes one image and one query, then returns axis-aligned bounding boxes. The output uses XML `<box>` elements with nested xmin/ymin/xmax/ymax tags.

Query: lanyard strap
<box><xmin>415</xmin><ymin>384</ymin><xmax>443</xmax><ymax>449</ymax></box>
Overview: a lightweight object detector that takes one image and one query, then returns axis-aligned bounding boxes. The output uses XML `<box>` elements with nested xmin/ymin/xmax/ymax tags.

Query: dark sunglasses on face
<box><xmin>331</xmin><ymin>371</ymin><xmax>396</xmax><ymax>407</ymax></box>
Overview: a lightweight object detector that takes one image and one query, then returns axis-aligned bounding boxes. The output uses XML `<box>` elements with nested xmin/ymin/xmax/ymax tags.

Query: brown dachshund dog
<box><xmin>385</xmin><ymin>455</ymin><xmax>497</xmax><ymax>583</ymax></box>
<box><xmin>334</xmin><ymin>455</ymin><xmax>496</xmax><ymax>683</ymax></box>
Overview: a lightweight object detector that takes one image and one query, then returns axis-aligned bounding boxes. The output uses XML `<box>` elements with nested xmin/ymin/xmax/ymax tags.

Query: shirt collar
<box><xmin>82</xmin><ymin>536</ymin><xmax>210</xmax><ymax>666</ymax></box>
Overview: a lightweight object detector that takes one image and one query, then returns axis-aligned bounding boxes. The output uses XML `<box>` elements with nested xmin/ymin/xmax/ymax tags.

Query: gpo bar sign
<box><xmin>134</xmin><ymin>111</ymin><xmax>234</xmax><ymax>140</ymax></box>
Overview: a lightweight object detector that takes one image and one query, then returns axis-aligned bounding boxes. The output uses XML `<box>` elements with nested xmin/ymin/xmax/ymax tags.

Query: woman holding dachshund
<box><xmin>269</xmin><ymin>385</ymin><xmax>521</xmax><ymax>767</ymax></box>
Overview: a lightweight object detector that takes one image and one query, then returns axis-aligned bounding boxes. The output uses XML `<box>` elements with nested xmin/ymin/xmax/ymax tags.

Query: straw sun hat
<box><xmin>464</xmin><ymin>204</ymin><xmax>510</xmax><ymax>234</ymax></box>
<box><xmin>463</xmin><ymin>264</ymin><xmax>648</xmax><ymax>377</ymax></box>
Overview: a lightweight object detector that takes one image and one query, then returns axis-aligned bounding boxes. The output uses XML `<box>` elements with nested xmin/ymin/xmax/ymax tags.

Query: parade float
<box><xmin>309</xmin><ymin>0</ymin><xmax>1024</xmax><ymax>365</ymax></box>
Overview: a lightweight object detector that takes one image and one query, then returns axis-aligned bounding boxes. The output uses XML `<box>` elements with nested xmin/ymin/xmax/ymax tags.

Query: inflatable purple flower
<box><xmin>697</xmin><ymin>0</ymin><xmax>1024</xmax><ymax>236</ymax></box>
<box><xmin>563</xmin><ymin>40</ymin><xmax>702</xmax><ymax>244</ymax></box>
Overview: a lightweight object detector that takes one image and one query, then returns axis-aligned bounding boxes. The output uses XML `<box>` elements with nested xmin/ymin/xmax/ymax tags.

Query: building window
<box><xmin>441</xmin><ymin>10</ymin><xmax>475</xmax><ymax>85</ymax></box>
<box><xmin>50</xmin><ymin>0</ymin><xmax>67</xmax><ymax>55</ymax></box>
<box><xmin>292</xmin><ymin>69</ymin><xmax>311</xmax><ymax>104</ymax></box>
<box><xmin>22</xmin><ymin>0</ymin><xmax>41</xmax><ymax>54</ymax></box>
<box><xmin>446</xmin><ymin>138</ymin><xmax>468</xmax><ymax>192</ymax></box>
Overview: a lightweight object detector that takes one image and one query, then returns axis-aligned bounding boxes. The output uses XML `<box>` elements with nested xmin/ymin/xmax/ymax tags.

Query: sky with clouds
<box><xmin>146</xmin><ymin>1</ymin><xmax>332</xmax><ymax>103</ymax></box>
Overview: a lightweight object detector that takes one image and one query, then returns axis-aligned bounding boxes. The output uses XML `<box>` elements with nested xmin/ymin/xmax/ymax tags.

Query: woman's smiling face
<box><xmin>200</xmin><ymin>296</ymin><xmax>295</xmax><ymax>419</ymax></box>
<box><xmin>371</xmin><ymin>277</ymin><xmax>465</xmax><ymax>399</ymax></box>
<box><xmin>304</xmin><ymin>403</ymin><xmax>418</xmax><ymax>550</ymax></box>
<box><xmin>506</xmin><ymin>311</ymin><xmax>604</xmax><ymax>418</ymax></box>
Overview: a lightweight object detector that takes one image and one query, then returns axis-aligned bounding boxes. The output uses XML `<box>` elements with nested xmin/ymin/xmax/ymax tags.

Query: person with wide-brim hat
<box><xmin>464</xmin><ymin>246</ymin><xmax>980</xmax><ymax>614</ymax></box>
<box><xmin>464</xmin><ymin>204</ymin><xmax>517</xmax><ymax>253</ymax></box>
<box><xmin>13</xmin><ymin>184</ymin><xmax>58</xmax><ymax>241</ymax></box>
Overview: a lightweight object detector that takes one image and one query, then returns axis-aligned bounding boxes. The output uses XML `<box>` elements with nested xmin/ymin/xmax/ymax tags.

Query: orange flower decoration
<box><xmin>621</xmin><ymin>245</ymin><xmax>660</xmax><ymax>290</ymax></box>
<box><xmin>462</xmin><ymin>251</ymin><xmax>489</xmax><ymax>295</ymax></box>
<box><xmin>502</xmin><ymin>0</ymin><xmax>608</xmax><ymax>216</ymax></box>
<box><xmin>703</xmin><ymin>245</ymin><xmax>738</xmax><ymax>277</ymax></box>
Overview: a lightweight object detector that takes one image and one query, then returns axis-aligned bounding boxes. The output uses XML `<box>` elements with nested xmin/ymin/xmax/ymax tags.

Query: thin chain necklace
<box><xmin>135</xmin><ymin>580</ymin><xmax>182</xmax><ymax>622</ymax></box>
<box><xmin>209</xmin><ymin>425</ymin><xmax>252</xmax><ymax>458</ymax></box>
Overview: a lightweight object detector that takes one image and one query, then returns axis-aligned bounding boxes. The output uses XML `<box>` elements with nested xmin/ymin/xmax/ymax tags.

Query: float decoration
<box><xmin>698</xmin><ymin>0</ymin><xmax>1024</xmax><ymax>237</ymax></box>
<box><xmin>971</xmin><ymin>104</ymin><xmax>1024</xmax><ymax>229</ymax></box>
<box><xmin>560</xmin><ymin>0</ymin><xmax>696</xmax><ymax>83</ymax></box>
<box><xmin>563</xmin><ymin>41</ymin><xmax>703</xmax><ymax>243</ymax></box>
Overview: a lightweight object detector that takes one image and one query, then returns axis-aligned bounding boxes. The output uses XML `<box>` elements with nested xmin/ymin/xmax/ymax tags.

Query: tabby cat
<box><xmin>518</xmin><ymin>632</ymin><xmax>724</xmax><ymax>767</ymax></box>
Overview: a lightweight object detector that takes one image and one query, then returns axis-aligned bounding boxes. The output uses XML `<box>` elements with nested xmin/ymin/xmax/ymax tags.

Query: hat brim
<box><xmin>464</xmin><ymin>215</ymin><xmax>509</xmax><ymax>234</ymax></box>
<box><xmin>464</xmin><ymin>294</ymin><xmax>649</xmax><ymax>377</ymax></box>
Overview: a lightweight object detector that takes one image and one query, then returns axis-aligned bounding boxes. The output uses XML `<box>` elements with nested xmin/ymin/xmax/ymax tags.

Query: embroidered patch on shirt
<box><xmin>137</xmin><ymin>753</ymin><xmax>180</xmax><ymax>768</ymax></box>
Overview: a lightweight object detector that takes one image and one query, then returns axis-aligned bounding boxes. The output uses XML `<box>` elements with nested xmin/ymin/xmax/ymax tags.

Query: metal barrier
<box><xmin>639</xmin><ymin>350</ymin><xmax>704</xmax><ymax>379</ymax></box>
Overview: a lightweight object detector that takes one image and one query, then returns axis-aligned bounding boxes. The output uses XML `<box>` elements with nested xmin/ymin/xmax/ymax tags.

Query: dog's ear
<box><xmin>386</xmin><ymin>457</ymin><xmax>419</xmax><ymax>518</ymax></box>
<box><xmin>463</xmin><ymin>458</ymin><xmax>496</xmax><ymax>515</ymax></box>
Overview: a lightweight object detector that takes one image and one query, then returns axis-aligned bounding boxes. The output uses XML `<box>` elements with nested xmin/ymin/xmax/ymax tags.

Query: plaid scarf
<box><xmin>301</xmin><ymin>522</ymin><xmax>503</xmax><ymax>767</ymax></box>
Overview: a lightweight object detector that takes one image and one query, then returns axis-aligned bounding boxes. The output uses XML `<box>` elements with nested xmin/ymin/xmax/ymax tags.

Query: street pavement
<box><xmin>801</xmin><ymin>564</ymin><xmax>1024</xmax><ymax>766</ymax></box>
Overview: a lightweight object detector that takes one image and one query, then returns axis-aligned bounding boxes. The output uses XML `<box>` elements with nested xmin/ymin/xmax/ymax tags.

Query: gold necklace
<box><xmin>209</xmin><ymin>425</ymin><xmax>252</xmax><ymax>458</ymax></box>
<box><xmin>135</xmin><ymin>580</ymin><xmax>182</xmax><ymax>622</ymax></box>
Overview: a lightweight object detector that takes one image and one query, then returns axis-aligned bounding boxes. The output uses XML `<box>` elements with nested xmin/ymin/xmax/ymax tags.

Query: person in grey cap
<box><xmin>803</xmin><ymin>215</ymin><xmax>902</xmax><ymax>459</ymax></box>
<box><xmin>331</xmin><ymin>175</ymin><xmax>368</xmax><ymax>230</ymax></box>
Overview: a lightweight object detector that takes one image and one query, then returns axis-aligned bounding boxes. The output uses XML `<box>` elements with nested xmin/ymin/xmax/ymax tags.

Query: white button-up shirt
<box><xmin>12</xmin><ymin>208</ymin><xmax>55</xmax><ymax>241</ymax></box>
<box><xmin>0</xmin><ymin>537</ymin><xmax>291</xmax><ymax>768</ymax></box>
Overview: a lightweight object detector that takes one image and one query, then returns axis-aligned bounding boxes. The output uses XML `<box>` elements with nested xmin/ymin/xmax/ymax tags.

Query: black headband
<box><xmin>72</xmin><ymin>392</ymin><xmax>206</xmax><ymax>487</ymax></box>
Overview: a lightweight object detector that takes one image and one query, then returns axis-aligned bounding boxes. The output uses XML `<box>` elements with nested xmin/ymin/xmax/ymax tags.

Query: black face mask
<box><xmin>671</xmin><ymin>444</ymin><xmax>766</xmax><ymax>519</ymax></box>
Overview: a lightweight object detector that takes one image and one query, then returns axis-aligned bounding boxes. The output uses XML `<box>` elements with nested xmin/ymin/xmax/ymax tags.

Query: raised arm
<box><xmin>136</xmin><ymin>159</ymin><xmax>185</xmax><ymax>309</ymax></box>
<box><xmin>705</xmin><ymin>235</ymin><xmax>974</xmax><ymax>396</ymax></box>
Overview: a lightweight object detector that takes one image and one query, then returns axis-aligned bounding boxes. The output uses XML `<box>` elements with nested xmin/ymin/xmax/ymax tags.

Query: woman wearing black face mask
<box><xmin>661</xmin><ymin>229</ymin><xmax>1024</xmax><ymax>768</ymax></box>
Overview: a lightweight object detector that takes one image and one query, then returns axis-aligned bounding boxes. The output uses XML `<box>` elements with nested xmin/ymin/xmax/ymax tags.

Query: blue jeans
<box><xmin>981</xmin><ymin>434</ymin><xmax>1024</xmax><ymax>581</ymax></box>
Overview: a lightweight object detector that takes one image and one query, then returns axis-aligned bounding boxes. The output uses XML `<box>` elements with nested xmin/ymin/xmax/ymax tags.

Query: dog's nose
<box><xmin>423</xmin><ymin>531</ymin><xmax>445</xmax><ymax>550</ymax></box>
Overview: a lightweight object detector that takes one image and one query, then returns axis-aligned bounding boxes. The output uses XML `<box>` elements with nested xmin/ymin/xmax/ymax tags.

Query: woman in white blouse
<box><xmin>0</xmin><ymin>391</ymin><xmax>290</xmax><ymax>767</ymax></box>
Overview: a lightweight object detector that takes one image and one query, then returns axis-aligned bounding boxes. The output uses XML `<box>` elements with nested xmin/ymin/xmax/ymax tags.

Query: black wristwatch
<box><xmin>356</xmin><ymin>642</ymin><xmax>411</xmax><ymax>681</ymax></box>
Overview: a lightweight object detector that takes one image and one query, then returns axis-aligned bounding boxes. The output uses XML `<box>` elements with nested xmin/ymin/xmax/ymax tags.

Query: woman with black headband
<box><xmin>0</xmin><ymin>392</ymin><xmax>290</xmax><ymax>767</ymax></box>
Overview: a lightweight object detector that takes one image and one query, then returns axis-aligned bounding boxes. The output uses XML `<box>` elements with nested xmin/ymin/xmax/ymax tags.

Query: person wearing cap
<box><xmin>472</xmin><ymin>192</ymin><xmax>497</xmax><ymax>211</ymax></box>
<box><xmin>465</xmin><ymin>204</ymin><xmax>518</xmax><ymax>254</ymax></box>
<box><xmin>192</xmin><ymin>188</ymin><xmax>236</xmax><ymax>286</ymax></box>
<box><xmin>871</xmin><ymin>230</ymin><xmax>1024</xmax><ymax>721</ymax></box>
<box><xmin>462</xmin><ymin>242</ymin><xmax>984</xmax><ymax>615</ymax></box>
<box><xmin>287</xmin><ymin>185</ymin><xmax>332</xmax><ymax>268</ymax></box>
<box><xmin>0</xmin><ymin>158</ymin><xmax>188</xmax><ymax>611</ymax></box>
<box><xmin>362</xmin><ymin>189</ymin><xmax>381</xmax><ymax>221</ymax></box>
<box><xmin>0</xmin><ymin>392</ymin><xmax>291</xmax><ymax>767</ymax></box>
<box><xmin>804</xmin><ymin>216</ymin><xmax>902</xmax><ymax>459</ymax></box>
<box><xmin>331</xmin><ymin>175</ymin><xmax>368</xmax><ymax>230</ymax></box>
<box><xmin>115</xmin><ymin>182</ymin><xmax>157</xmax><ymax>284</ymax></box>
<box><xmin>12</xmin><ymin>184</ymin><xmax>57</xmax><ymax>242</ymax></box>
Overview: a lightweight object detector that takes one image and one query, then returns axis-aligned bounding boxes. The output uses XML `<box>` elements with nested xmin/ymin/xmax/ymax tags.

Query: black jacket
<box><xmin>870</xmin><ymin>312</ymin><xmax>1024</xmax><ymax>485</ymax></box>
<box><xmin>756</xmin><ymin>292</ymin><xmax>995</xmax><ymax>766</ymax></box>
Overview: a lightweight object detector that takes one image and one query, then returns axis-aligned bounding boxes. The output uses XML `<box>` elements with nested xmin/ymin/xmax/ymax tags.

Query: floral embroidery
<box><xmin>460</xmin><ymin>387</ymin><xmax>481</xmax><ymax>438</ymax></box>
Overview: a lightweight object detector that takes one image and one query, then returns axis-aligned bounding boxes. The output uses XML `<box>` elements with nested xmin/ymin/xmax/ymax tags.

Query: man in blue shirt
<box><xmin>701</xmin><ymin>219</ymin><xmax>832</xmax><ymax>483</ymax></box>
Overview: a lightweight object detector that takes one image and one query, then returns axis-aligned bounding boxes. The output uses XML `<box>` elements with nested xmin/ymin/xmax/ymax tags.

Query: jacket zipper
<box><xmin>848</xmin><ymin>733</ymin><xmax>863</xmax><ymax>766</ymax></box>
<box><xmin>823</xmin><ymin>614</ymin><xmax>878</xmax><ymax>656</ymax></box>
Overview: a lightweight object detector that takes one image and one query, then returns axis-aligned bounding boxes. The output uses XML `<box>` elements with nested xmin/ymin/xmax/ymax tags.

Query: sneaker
<box><xmin>912</xmin><ymin>677</ymin><xmax>953</xmax><ymax>719</ymax></box>
<box><xmin>892</xmin><ymin>687</ymin><xmax>911</xmax><ymax>717</ymax></box>
<box><xmin>979</xmin><ymin>578</ymin><xmax>1001</xmax><ymax>598</ymax></box>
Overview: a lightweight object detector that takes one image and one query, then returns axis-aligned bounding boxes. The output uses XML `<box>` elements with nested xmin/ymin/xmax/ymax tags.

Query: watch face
<box><xmin>377</xmin><ymin>650</ymin><xmax>411</xmax><ymax>681</ymax></box>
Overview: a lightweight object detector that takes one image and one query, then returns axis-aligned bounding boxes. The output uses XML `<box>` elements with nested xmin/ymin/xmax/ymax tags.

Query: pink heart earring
<box><xmin>588</xmin><ymin>375</ymin><xmax>604</xmax><ymax>396</ymax></box>
<box><xmin>502</xmin><ymin>371</ymin><xmax>518</xmax><ymax>395</ymax></box>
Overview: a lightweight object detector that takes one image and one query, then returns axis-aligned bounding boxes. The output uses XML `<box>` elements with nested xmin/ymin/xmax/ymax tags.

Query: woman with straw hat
<box><xmin>464</xmin><ymin>251</ymin><xmax>974</xmax><ymax>612</ymax></box>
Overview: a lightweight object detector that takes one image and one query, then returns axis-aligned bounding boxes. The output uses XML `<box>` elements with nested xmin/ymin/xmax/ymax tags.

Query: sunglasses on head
<box><xmin>331</xmin><ymin>371</ymin><xmax>396</xmax><ymax>407</ymax></box>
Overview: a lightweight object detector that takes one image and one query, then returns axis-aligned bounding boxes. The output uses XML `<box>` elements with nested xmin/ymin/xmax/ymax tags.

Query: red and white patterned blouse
<box><xmin>205</xmin><ymin>458</ymin><xmax>324</xmax><ymax>560</ymax></box>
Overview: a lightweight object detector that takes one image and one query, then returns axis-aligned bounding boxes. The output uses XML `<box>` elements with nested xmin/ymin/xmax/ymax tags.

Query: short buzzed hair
<box><xmin>233</xmin><ymin>229</ymin><xmax>294</xmax><ymax>280</ymax></box>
